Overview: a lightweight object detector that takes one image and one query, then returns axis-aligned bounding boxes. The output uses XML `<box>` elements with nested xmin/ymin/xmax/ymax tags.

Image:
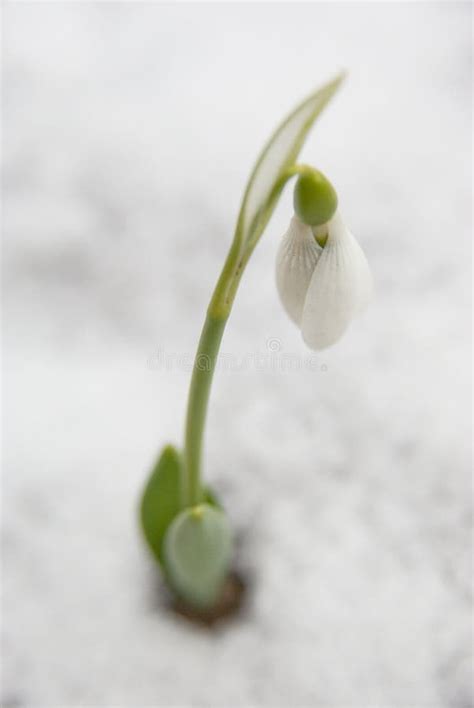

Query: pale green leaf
<box><xmin>163</xmin><ymin>504</ymin><xmax>232</xmax><ymax>609</ymax></box>
<box><xmin>237</xmin><ymin>72</ymin><xmax>345</xmax><ymax>249</ymax></box>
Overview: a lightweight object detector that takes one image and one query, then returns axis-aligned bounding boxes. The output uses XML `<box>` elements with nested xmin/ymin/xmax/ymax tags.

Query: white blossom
<box><xmin>276</xmin><ymin>210</ymin><xmax>372</xmax><ymax>350</ymax></box>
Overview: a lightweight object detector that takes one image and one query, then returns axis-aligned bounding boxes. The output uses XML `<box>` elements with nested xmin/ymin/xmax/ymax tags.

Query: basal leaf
<box><xmin>139</xmin><ymin>445</ymin><xmax>182</xmax><ymax>564</ymax></box>
<box><xmin>163</xmin><ymin>504</ymin><xmax>233</xmax><ymax>609</ymax></box>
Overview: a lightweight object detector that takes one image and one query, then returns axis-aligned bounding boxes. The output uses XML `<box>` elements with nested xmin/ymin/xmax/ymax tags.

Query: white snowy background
<box><xmin>2</xmin><ymin>3</ymin><xmax>472</xmax><ymax>707</ymax></box>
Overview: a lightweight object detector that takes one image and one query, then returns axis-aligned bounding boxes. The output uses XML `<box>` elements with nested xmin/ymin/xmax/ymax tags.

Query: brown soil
<box><xmin>171</xmin><ymin>572</ymin><xmax>247</xmax><ymax>627</ymax></box>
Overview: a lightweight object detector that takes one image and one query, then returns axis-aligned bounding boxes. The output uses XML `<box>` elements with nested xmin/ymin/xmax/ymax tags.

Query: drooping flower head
<box><xmin>276</xmin><ymin>169</ymin><xmax>372</xmax><ymax>350</ymax></box>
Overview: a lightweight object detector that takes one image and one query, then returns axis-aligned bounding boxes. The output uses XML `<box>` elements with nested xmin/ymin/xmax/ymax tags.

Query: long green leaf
<box><xmin>236</xmin><ymin>72</ymin><xmax>346</xmax><ymax>250</ymax></box>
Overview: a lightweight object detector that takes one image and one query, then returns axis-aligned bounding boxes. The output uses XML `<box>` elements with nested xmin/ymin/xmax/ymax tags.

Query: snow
<box><xmin>2</xmin><ymin>3</ymin><xmax>472</xmax><ymax>707</ymax></box>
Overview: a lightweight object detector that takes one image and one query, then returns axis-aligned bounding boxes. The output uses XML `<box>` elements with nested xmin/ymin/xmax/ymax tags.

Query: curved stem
<box><xmin>183</xmin><ymin>218</ymin><xmax>250</xmax><ymax>507</ymax></box>
<box><xmin>182</xmin><ymin>163</ymin><xmax>311</xmax><ymax>508</ymax></box>
<box><xmin>183</xmin><ymin>311</ymin><xmax>227</xmax><ymax>507</ymax></box>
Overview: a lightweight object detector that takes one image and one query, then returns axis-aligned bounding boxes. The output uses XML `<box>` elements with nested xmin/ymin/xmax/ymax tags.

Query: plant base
<box><xmin>171</xmin><ymin>572</ymin><xmax>246</xmax><ymax>627</ymax></box>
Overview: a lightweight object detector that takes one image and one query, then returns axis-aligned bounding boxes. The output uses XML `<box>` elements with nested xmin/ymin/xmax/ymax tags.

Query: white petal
<box><xmin>275</xmin><ymin>215</ymin><xmax>322</xmax><ymax>325</ymax></box>
<box><xmin>301</xmin><ymin>210</ymin><xmax>373</xmax><ymax>350</ymax></box>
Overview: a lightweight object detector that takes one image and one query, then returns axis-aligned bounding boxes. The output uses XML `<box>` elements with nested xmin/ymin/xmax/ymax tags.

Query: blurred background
<box><xmin>2</xmin><ymin>3</ymin><xmax>472</xmax><ymax>707</ymax></box>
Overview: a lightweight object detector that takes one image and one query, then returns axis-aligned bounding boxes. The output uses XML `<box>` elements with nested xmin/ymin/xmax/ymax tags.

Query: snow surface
<box><xmin>2</xmin><ymin>3</ymin><xmax>472</xmax><ymax>707</ymax></box>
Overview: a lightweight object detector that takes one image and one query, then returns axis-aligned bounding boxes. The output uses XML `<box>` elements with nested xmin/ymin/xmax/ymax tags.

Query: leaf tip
<box><xmin>161</xmin><ymin>443</ymin><xmax>180</xmax><ymax>461</ymax></box>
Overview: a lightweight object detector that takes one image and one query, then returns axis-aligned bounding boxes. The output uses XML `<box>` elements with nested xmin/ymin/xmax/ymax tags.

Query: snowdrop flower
<box><xmin>275</xmin><ymin>216</ymin><xmax>323</xmax><ymax>325</ymax></box>
<box><xmin>276</xmin><ymin>170</ymin><xmax>373</xmax><ymax>350</ymax></box>
<box><xmin>141</xmin><ymin>76</ymin><xmax>373</xmax><ymax>615</ymax></box>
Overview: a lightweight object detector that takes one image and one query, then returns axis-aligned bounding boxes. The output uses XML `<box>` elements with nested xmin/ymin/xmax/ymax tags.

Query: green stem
<box><xmin>182</xmin><ymin>233</ymin><xmax>242</xmax><ymax>507</ymax></box>
<box><xmin>183</xmin><ymin>311</ymin><xmax>227</xmax><ymax>507</ymax></box>
<box><xmin>182</xmin><ymin>163</ymin><xmax>312</xmax><ymax>508</ymax></box>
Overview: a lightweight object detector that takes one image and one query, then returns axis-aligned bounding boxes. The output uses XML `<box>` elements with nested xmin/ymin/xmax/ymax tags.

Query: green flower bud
<box><xmin>293</xmin><ymin>169</ymin><xmax>338</xmax><ymax>227</ymax></box>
